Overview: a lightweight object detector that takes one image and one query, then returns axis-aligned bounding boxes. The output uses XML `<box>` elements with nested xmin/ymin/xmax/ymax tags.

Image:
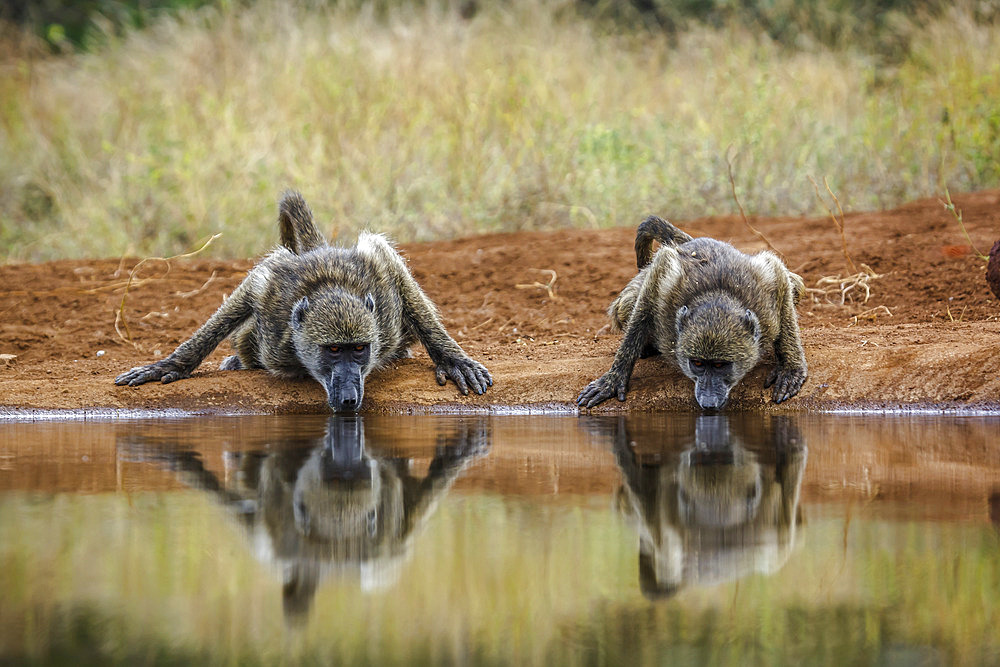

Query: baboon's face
<box><xmin>675</xmin><ymin>304</ymin><xmax>761</xmax><ymax>410</ymax></box>
<box><xmin>292</xmin><ymin>444</ymin><xmax>381</xmax><ymax>542</ymax></box>
<box><xmin>292</xmin><ymin>293</ymin><xmax>379</xmax><ymax>412</ymax></box>
<box><xmin>677</xmin><ymin>446</ymin><xmax>762</xmax><ymax>527</ymax></box>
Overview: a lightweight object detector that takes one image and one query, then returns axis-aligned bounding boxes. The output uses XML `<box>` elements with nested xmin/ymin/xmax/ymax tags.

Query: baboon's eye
<box><xmin>712</xmin><ymin>361</ymin><xmax>725</xmax><ymax>369</ymax></box>
<box><xmin>354</xmin><ymin>345</ymin><xmax>365</xmax><ymax>352</ymax></box>
<box><xmin>329</xmin><ymin>345</ymin><xmax>341</xmax><ymax>353</ymax></box>
<box><xmin>691</xmin><ymin>359</ymin><xmax>704</xmax><ymax>367</ymax></box>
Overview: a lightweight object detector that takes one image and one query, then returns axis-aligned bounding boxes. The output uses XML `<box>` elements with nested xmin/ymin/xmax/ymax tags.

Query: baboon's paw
<box><xmin>435</xmin><ymin>356</ymin><xmax>493</xmax><ymax>396</ymax></box>
<box><xmin>576</xmin><ymin>372</ymin><xmax>628</xmax><ymax>409</ymax></box>
<box><xmin>114</xmin><ymin>361</ymin><xmax>191</xmax><ymax>387</ymax></box>
<box><xmin>766</xmin><ymin>365</ymin><xmax>807</xmax><ymax>404</ymax></box>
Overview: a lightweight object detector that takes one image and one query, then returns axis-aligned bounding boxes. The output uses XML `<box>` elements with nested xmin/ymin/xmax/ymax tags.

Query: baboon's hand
<box><xmin>115</xmin><ymin>360</ymin><xmax>192</xmax><ymax>387</ymax></box>
<box><xmin>577</xmin><ymin>372</ymin><xmax>628</xmax><ymax>409</ymax></box>
<box><xmin>434</xmin><ymin>355</ymin><xmax>493</xmax><ymax>396</ymax></box>
<box><xmin>446</xmin><ymin>422</ymin><xmax>492</xmax><ymax>460</ymax></box>
<box><xmin>765</xmin><ymin>365</ymin><xmax>807</xmax><ymax>404</ymax></box>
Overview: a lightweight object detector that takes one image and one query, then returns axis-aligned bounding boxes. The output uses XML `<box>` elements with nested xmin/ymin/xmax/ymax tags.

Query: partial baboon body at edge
<box><xmin>578</xmin><ymin>216</ymin><xmax>807</xmax><ymax>410</ymax></box>
<box><xmin>116</xmin><ymin>191</ymin><xmax>491</xmax><ymax>411</ymax></box>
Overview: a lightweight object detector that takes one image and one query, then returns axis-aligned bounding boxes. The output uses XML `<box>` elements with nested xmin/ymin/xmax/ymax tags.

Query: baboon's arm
<box><xmin>401</xmin><ymin>421</ymin><xmax>490</xmax><ymax>537</ymax></box>
<box><xmin>761</xmin><ymin>259</ymin><xmax>808</xmax><ymax>403</ymax></box>
<box><xmin>578</xmin><ymin>252</ymin><xmax>678</xmax><ymax>408</ymax></box>
<box><xmin>361</xmin><ymin>234</ymin><xmax>492</xmax><ymax>395</ymax></box>
<box><xmin>609</xmin><ymin>418</ymin><xmax>644</xmax><ymax>492</ymax></box>
<box><xmin>115</xmin><ymin>278</ymin><xmax>256</xmax><ymax>386</ymax></box>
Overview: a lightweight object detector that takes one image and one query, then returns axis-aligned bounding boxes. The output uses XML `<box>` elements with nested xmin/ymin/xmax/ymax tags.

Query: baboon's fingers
<box><xmin>764</xmin><ymin>367</ymin><xmax>779</xmax><ymax>388</ymax></box>
<box><xmin>438</xmin><ymin>364</ymin><xmax>471</xmax><ymax>395</ymax></box>
<box><xmin>435</xmin><ymin>368</ymin><xmax>448</xmax><ymax>386</ymax></box>
<box><xmin>461</xmin><ymin>367</ymin><xmax>483</xmax><ymax>395</ymax></box>
<box><xmin>770</xmin><ymin>367</ymin><xmax>806</xmax><ymax>404</ymax></box>
<box><xmin>160</xmin><ymin>371</ymin><xmax>182</xmax><ymax>384</ymax></box>
<box><xmin>577</xmin><ymin>376</ymin><xmax>621</xmax><ymax>409</ymax></box>
<box><xmin>116</xmin><ymin>365</ymin><xmax>161</xmax><ymax>386</ymax></box>
<box><xmin>470</xmin><ymin>363</ymin><xmax>492</xmax><ymax>394</ymax></box>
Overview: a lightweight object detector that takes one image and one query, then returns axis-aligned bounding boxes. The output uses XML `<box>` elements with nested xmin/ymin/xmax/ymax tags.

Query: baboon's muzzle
<box><xmin>325</xmin><ymin>371</ymin><xmax>364</xmax><ymax>413</ymax></box>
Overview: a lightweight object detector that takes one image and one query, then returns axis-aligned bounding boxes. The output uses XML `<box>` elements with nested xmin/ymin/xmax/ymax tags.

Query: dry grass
<box><xmin>1</xmin><ymin>1</ymin><xmax>999</xmax><ymax>261</ymax></box>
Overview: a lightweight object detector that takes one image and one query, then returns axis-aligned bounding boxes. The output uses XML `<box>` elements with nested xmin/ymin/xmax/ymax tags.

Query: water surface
<box><xmin>1</xmin><ymin>414</ymin><xmax>999</xmax><ymax>664</ymax></box>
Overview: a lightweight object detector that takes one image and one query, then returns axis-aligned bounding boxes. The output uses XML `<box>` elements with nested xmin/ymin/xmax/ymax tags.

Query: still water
<box><xmin>1</xmin><ymin>413</ymin><xmax>999</xmax><ymax>665</ymax></box>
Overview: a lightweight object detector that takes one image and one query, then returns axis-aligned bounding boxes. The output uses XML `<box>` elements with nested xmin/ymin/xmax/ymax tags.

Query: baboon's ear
<box><xmin>675</xmin><ymin>305</ymin><xmax>690</xmax><ymax>332</ymax></box>
<box><xmin>292</xmin><ymin>297</ymin><xmax>310</xmax><ymax>330</ymax></box>
<box><xmin>364</xmin><ymin>293</ymin><xmax>376</xmax><ymax>313</ymax></box>
<box><xmin>743</xmin><ymin>309</ymin><xmax>761</xmax><ymax>341</ymax></box>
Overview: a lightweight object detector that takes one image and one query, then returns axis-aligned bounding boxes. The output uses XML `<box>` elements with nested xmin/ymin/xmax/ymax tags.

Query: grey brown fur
<box><xmin>577</xmin><ymin>215</ymin><xmax>807</xmax><ymax>410</ymax></box>
<box><xmin>116</xmin><ymin>190</ymin><xmax>492</xmax><ymax>410</ymax></box>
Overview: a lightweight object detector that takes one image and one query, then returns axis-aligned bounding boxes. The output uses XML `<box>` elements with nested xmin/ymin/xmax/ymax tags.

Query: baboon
<box><xmin>117</xmin><ymin>416</ymin><xmax>490</xmax><ymax>622</ymax></box>
<box><xmin>584</xmin><ymin>414</ymin><xmax>806</xmax><ymax>599</ymax></box>
<box><xmin>578</xmin><ymin>216</ymin><xmax>807</xmax><ymax>410</ymax></box>
<box><xmin>116</xmin><ymin>191</ymin><xmax>492</xmax><ymax>411</ymax></box>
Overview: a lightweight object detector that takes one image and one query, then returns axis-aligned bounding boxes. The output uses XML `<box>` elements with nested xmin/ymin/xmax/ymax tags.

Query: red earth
<box><xmin>1</xmin><ymin>190</ymin><xmax>998</xmax><ymax>416</ymax></box>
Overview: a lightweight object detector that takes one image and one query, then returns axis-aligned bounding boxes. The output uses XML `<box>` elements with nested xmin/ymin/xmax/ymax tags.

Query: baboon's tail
<box><xmin>635</xmin><ymin>215</ymin><xmax>694</xmax><ymax>269</ymax></box>
<box><xmin>279</xmin><ymin>191</ymin><xmax>327</xmax><ymax>254</ymax></box>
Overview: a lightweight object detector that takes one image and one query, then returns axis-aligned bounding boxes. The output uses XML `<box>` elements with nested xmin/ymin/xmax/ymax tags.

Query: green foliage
<box><xmin>1</xmin><ymin>0</ymin><xmax>212</xmax><ymax>50</ymax></box>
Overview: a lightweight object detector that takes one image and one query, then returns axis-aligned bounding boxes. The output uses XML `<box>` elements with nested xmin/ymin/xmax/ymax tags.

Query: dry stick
<box><xmin>804</xmin><ymin>178</ymin><xmax>882</xmax><ymax>307</ymax></box>
<box><xmin>809</xmin><ymin>176</ymin><xmax>857</xmax><ymax>274</ymax></box>
<box><xmin>115</xmin><ymin>234</ymin><xmax>222</xmax><ymax>346</ymax></box>
<box><xmin>940</xmin><ymin>188</ymin><xmax>988</xmax><ymax>260</ymax></box>
<box><xmin>515</xmin><ymin>269</ymin><xmax>558</xmax><ymax>300</ymax></box>
<box><xmin>850</xmin><ymin>305</ymin><xmax>892</xmax><ymax>326</ymax></box>
<box><xmin>174</xmin><ymin>270</ymin><xmax>218</xmax><ymax>298</ymax></box>
<box><xmin>725</xmin><ymin>149</ymin><xmax>783</xmax><ymax>260</ymax></box>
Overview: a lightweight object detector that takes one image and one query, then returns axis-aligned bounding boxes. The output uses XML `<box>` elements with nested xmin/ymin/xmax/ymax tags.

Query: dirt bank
<box><xmin>1</xmin><ymin>190</ymin><xmax>998</xmax><ymax>415</ymax></box>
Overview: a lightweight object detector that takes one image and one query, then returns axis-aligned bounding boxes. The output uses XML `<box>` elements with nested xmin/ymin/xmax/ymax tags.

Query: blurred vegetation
<box><xmin>1</xmin><ymin>0</ymin><xmax>999</xmax><ymax>261</ymax></box>
<box><xmin>2</xmin><ymin>493</ymin><xmax>999</xmax><ymax>664</ymax></box>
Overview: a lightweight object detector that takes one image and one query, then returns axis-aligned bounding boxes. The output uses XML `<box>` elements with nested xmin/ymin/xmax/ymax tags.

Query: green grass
<box><xmin>1</xmin><ymin>0</ymin><xmax>999</xmax><ymax>262</ymax></box>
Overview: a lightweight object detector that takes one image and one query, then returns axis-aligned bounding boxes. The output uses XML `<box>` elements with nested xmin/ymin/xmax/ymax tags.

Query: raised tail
<box><xmin>278</xmin><ymin>190</ymin><xmax>327</xmax><ymax>254</ymax></box>
<box><xmin>635</xmin><ymin>215</ymin><xmax>694</xmax><ymax>269</ymax></box>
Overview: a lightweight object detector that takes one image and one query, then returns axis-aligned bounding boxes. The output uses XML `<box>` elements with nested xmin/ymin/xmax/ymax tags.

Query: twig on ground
<box><xmin>515</xmin><ymin>269</ymin><xmax>558</xmax><ymax>299</ymax></box>
<box><xmin>946</xmin><ymin>303</ymin><xmax>968</xmax><ymax>322</ymax></box>
<box><xmin>805</xmin><ymin>264</ymin><xmax>883</xmax><ymax>305</ymax></box>
<box><xmin>115</xmin><ymin>234</ymin><xmax>222</xmax><ymax>346</ymax></box>
<box><xmin>849</xmin><ymin>305</ymin><xmax>892</xmax><ymax>326</ymax></box>
<box><xmin>806</xmin><ymin>178</ymin><xmax>883</xmax><ymax>306</ymax></box>
<box><xmin>939</xmin><ymin>189</ymin><xmax>988</xmax><ymax>260</ymax></box>
<box><xmin>174</xmin><ymin>270</ymin><xmax>218</xmax><ymax>298</ymax></box>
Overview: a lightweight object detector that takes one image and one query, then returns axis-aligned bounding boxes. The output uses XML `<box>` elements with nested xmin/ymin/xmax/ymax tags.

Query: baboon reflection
<box><xmin>592</xmin><ymin>415</ymin><xmax>806</xmax><ymax>599</ymax></box>
<box><xmin>118</xmin><ymin>417</ymin><xmax>489</xmax><ymax>621</ymax></box>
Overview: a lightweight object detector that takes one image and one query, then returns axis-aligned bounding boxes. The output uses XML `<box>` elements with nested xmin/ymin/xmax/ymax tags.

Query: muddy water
<box><xmin>1</xmin><ymin>414</ymin><xmax>999</xmax><ymax>665</ymax></box>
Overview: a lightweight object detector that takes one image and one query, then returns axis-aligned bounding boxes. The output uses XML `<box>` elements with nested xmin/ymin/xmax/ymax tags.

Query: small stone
<box><xmin>0</xmin><ymin>353</ymin><xmax>16</xmax><ymax>367</ymax></box>
<box><xmin>96</xmin><ymin>350</ymin><xmax>106</xmax><ymax>357</ymax></box>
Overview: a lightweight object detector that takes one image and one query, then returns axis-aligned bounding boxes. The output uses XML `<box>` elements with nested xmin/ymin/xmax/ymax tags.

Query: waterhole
<box><xmin>2</xmin><ymin>414</ymin><xmax>999</xmax><ymax>664</ymax></box>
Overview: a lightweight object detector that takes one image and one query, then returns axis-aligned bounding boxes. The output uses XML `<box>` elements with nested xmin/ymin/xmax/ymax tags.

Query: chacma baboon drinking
<box><xmin>584</xmin><ymin>414</ymin><xmax>806</xmax><ymax>599</ymax></box>
<box><xmin>578</xmin><ymin>216</ymin><xmax>807</xmax><ymax>410</ymax></box>
<box><xmin>117</xmin><ymin>416</ymin><xmax>490</xmax><ymax>622</ymax></box>
<box><xmin>116</xmin><ymin>191</ymin><xmax>492</xmax><ymax>411</ymax></box>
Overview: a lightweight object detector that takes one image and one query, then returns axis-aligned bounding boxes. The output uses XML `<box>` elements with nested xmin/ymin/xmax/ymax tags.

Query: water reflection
<box><xmin>585</xmin><ymin>415</ymin><xmax>806</xmax><ymax>599</ymax></box>
<box><xmin>117</xmin><ymin>416</ymin><xmax>489</xmax><ymax>622</ymax></box>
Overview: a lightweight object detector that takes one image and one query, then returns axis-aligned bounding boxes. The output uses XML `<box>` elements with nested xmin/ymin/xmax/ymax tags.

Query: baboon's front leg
<box><xmin>577</xmin><ymin>310</ymin><xmax>652</xmax><ymax>408</ymax></box>
<box><xmin>578</xmin><ymin>251</ymin><xmax>676</xmax><ymax>409</ymax></box>
<box><xmin>403</xmin><ymin>283</ymin><xmax>492</xmax><ymax>395</ymax></box>
<box><xmin>763</xmin><ymin>263</ymin><xmax>808</xmax><ymax>404</ymax></box>
<box><xmin>401</xmin><ymin>419</ymin><xmax>491</xmax><ymax>536</ymax></box>
<box><xmin>115</xmin><ymin>280</ymin><xmax>255</xmax><ymax>387</ymax></box>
